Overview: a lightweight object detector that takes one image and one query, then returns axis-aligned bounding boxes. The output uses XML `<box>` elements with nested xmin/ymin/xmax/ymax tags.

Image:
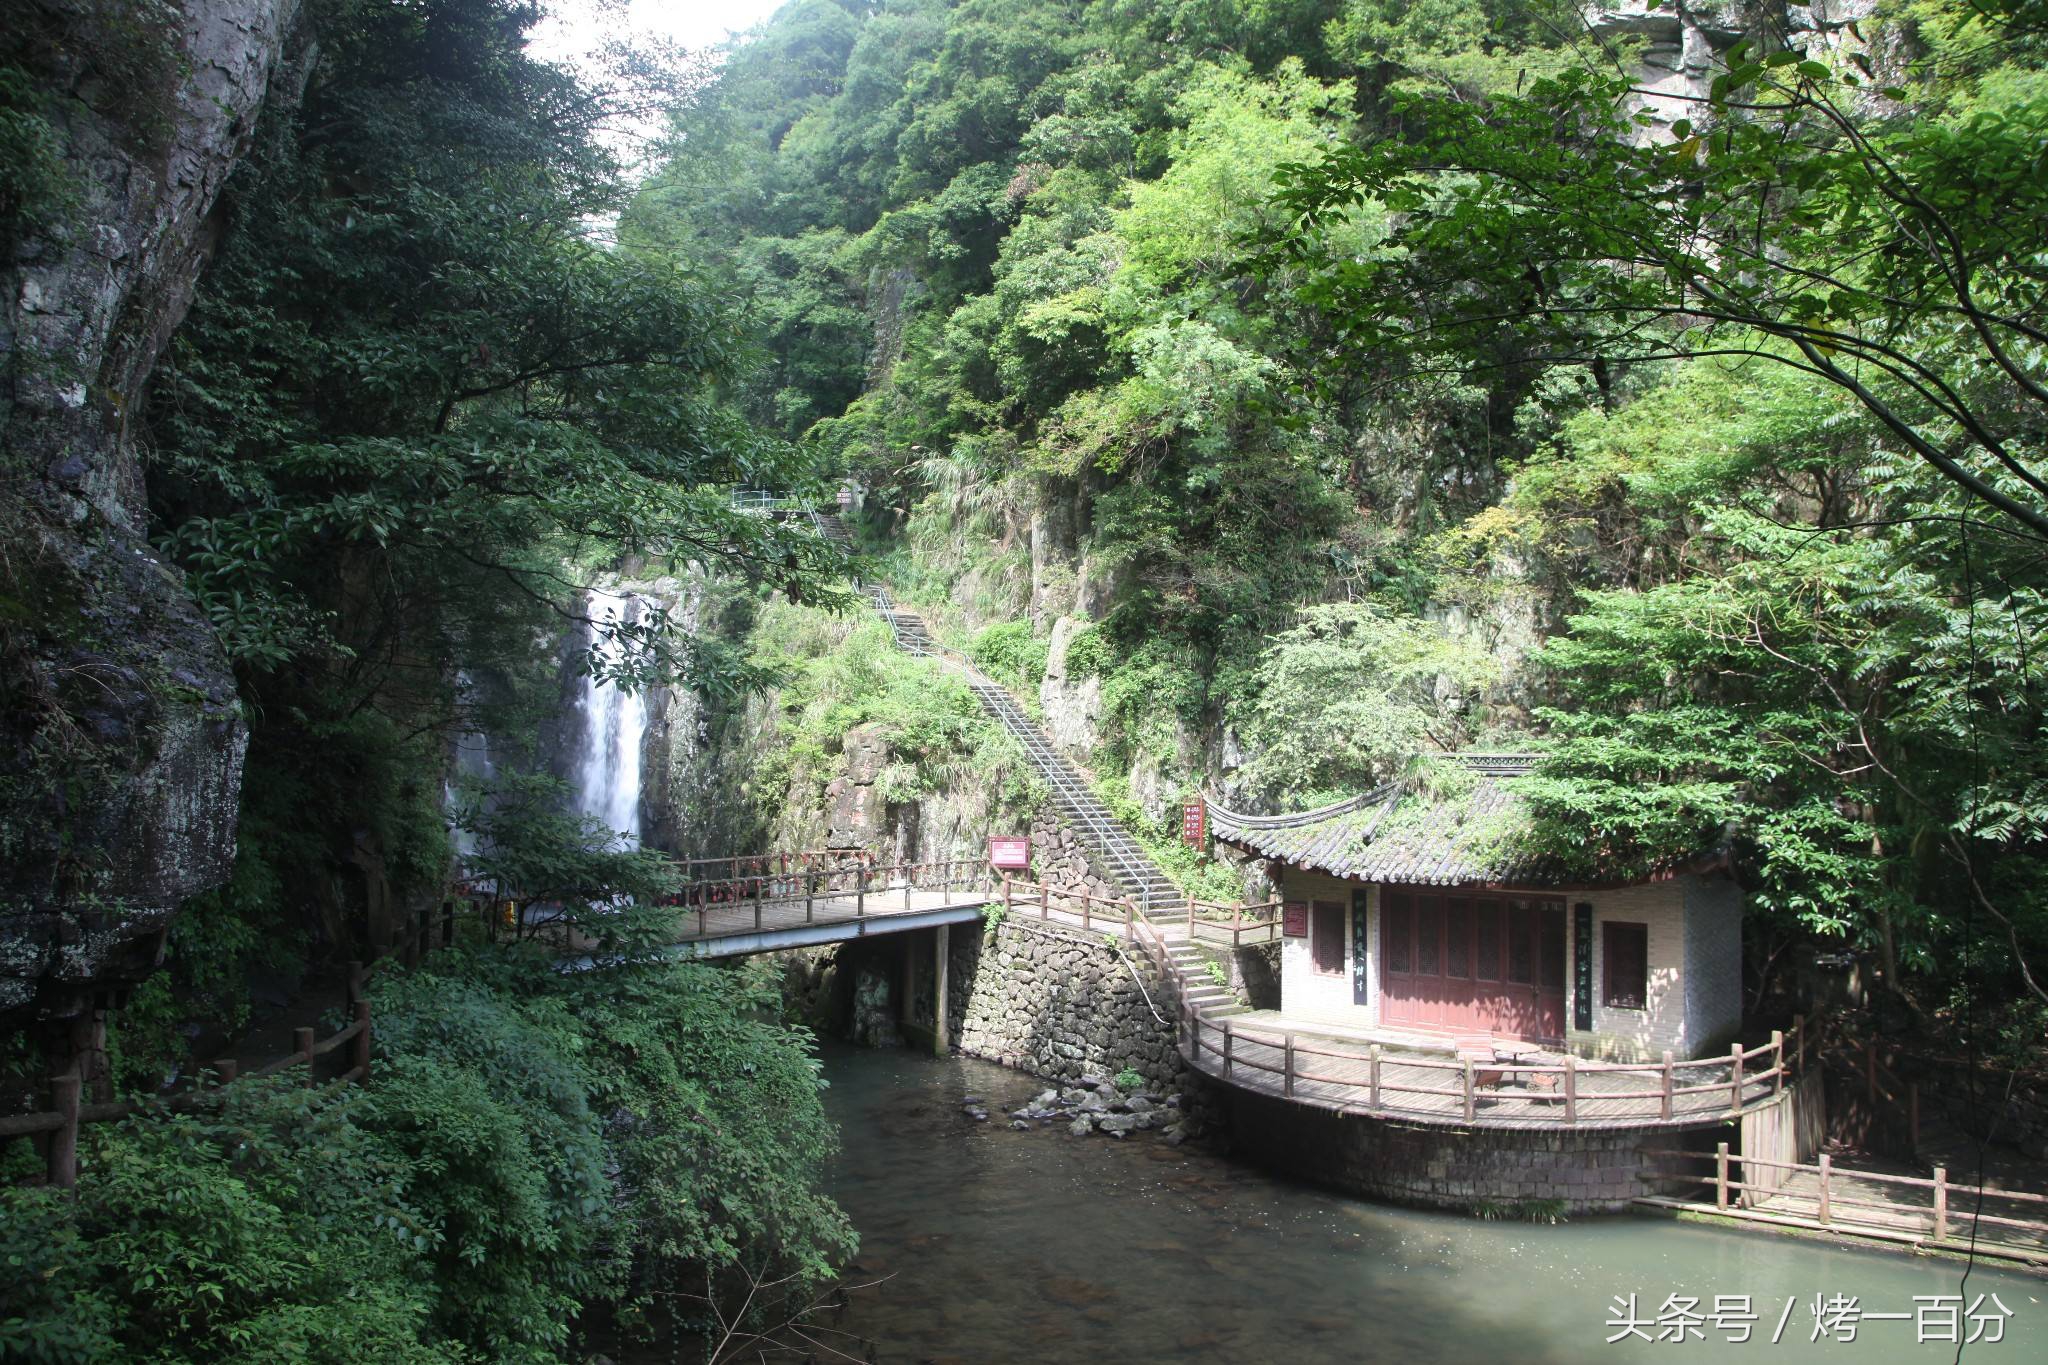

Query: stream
<box><xmin>815</xmin><ymin>1043</ymin><xmax>2042</xmax><ymax>1363</ymax></box>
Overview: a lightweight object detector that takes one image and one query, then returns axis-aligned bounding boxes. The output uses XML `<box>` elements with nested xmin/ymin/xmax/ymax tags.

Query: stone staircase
<box><xmin>1166</xmin><ymin>939</ymin><xmax>1246</xmax><ymax>1019</ymax></box>
<box><xmin>809</xmin><ymin>508</ymin><xmax>1191</xmax><ymax>927</ymax></box>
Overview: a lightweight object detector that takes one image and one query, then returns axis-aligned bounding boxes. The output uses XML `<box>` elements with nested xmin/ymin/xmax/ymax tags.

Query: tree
<box><xmin>1262</xmin><ymin>0</ymin><xmax>2048</xmax><ymax>539</ymax></box>
<box><xmin>1231</xmin><ymin>600</ymin><xmax>1498</xmax><ymax>804</ymax></box>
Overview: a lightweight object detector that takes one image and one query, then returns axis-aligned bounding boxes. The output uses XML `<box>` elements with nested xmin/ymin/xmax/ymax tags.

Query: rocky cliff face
<box><xmin>0</xmin><ymin>1</ymin><xmax>308</xmax><ymax>1027</ymax></box>
<box><xmin>1588</xmin><ymin>0</ymin><xmax>1878</xmax><ymax>138</ymax></box>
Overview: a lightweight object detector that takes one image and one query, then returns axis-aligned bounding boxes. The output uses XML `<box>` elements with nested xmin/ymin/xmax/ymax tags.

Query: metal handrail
<box><xmin>816</xmin><ymin>509</ymin><xmax>1182</xmax><ymax>918</ymax></box>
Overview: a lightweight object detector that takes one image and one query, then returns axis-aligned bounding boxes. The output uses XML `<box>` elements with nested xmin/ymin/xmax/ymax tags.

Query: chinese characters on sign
<box><xmin>988</xmin><ymin>837</ymin><xmax>1031</xmax><ymax>870</ymax></box>
<box><xmin>1573</xmin><ymin>901</ymin><xmax>1594</xmax><ymax>1031</ymax></box>
<box><xmin>1605</xmin><ymin>1292</ymin><xmax>2014</xmax><ymax>1346</ymax></box>
<box><xmin>1282</xmin><ymin>901</ymin><xmax>1309</xmax><ymax>938</ymax></box>
<box><xmin>1180</xmin><ymin>800</ymin><xmax>1205</xmax><ymax>848</ymax></box>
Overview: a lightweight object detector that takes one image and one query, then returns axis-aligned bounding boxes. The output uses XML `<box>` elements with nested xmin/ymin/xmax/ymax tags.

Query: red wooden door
<box><xmin>1379</xmin><ymin>890</ymin><xmax>1566</xmax><ymax>1042</ymax></box>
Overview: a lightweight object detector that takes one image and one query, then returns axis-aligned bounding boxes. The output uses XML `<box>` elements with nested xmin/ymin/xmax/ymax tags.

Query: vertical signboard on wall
<box><xmin>1180</xmin><ymin>800</ymin><xmax>1206</xmax><ymax>848</ymax></box>
<box><xmin>1282</xmin><ymin>902</ymin><xmax>1309</xmax><ymax>937</ymax></box>
<box><xmin>1351</xmin><ymin>888</ymin><xmax>1371</xmax><ymax>1006</ymax></box>
<box><xmin>1573</xmin><ymin>901</ymin><xmax>1594</xmax><ymax>1032</ymax></box>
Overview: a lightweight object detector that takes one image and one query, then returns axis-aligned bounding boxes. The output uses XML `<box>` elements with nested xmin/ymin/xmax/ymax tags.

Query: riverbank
<box><xmin>803</xmin><ymin>1044</ymin><xmax>2043</xmax><ymax>1363</ymax></box>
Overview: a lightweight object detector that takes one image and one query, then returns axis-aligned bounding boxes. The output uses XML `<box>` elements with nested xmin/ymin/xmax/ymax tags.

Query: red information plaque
<box><xmin>988</xmin><ymin>836</ymin><xmax>1031</xmax><ymax>870</ymax></box>
<box><xmin>1180</xmin><ymin>800</ymin><xmax>1206</xmax><ymax>848</ymax></box>
<box><xmin>1282</xmin><ymin>901</ymin><xmax>1310</xmax><ymax>938</ymax></box>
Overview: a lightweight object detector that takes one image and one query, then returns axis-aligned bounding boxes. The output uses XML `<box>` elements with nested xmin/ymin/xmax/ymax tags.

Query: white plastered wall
<box><xmin>1276</xmin><ymin>868</ymin><xmax>1376</xmax><ymax>1026</ymax></box>
<box><xmin>1568</xmin><ymin>881</ymin><xmax>1692</xmax><ymax>1062</ymax></box>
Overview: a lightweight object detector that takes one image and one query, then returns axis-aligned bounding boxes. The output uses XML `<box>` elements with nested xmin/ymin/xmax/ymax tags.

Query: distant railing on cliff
<box><xmin>1</xmin><ymin>899</ymin><xmax>475</xmax><ymax>1189</ymax></box>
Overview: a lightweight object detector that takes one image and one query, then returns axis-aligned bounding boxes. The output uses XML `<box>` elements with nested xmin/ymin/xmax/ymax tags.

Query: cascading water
<box><xmin>572</xmin><ymin>587</ymin><xmax>649</xmax><ymax>846</ymax></box>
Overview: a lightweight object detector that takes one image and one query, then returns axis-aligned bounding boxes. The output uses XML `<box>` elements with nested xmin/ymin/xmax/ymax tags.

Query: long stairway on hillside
<box><xmin>809</xmin><ymin>510</ymin><xmax>1239</xmax><ymax>1014</ymax></box>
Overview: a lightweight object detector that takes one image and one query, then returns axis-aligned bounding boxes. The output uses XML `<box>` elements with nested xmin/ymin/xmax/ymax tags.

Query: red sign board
<box><xmin>988</xmin><ymin>836</ymin><xmax>1031</xmax><ymax>870</ymax></box>
<box><xmin>1283</xmin><ymin>901</ymin><xmax>1310</xmax><ymax>938</ymax></box>
<box><xmin>1181</xmin><ymin>800</ymin><xmax>1206</xmax><ymax>848</ymax></box>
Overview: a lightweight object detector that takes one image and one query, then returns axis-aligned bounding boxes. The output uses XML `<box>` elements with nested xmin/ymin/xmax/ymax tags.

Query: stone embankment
<box><xmin>949</xmin><ymin>915</ymin><xmax>1184</xmax><ymax>1098</ymax></box>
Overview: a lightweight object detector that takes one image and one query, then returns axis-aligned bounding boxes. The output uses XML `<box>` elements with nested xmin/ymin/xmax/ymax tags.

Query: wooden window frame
<box><xmin>1603</xmin><ymin>920</ymin><xmax>1649</xmax><ymax>1011</ymax></box>
<box><xmin>1310</xmin><ymin>901</ymin><xmax>1346</xmax><ymax>977</ymax></box>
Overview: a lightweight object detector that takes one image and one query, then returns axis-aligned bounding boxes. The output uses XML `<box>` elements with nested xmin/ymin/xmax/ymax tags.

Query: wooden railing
<box><xmin>1176</xmin><ymin>1010</ymin><xmax>1799</xmax><ymax>1127</ymax></box>
<box><xmin>1807</xmin><ymin>1014</ymin><xmax>1923</xmax><ymax>1154</ymax></box>
<box><xmin>1185</xmin><ymin>899</ymin><xmax>1282</xmax><ymax>948</ymax></box>
<box><xmin>2</xmin><ymin>903</ymin><xmax>468</xmax><ymax>1189</ymax></box>
<box><xmin>990</xmin><ymin>878</ymin><xmax>1803</xmax><ymax>1128</ymax></box>
<box><xmin>1641</xmin><ymin>1145</ymin><xmax>2048</xmax><ymax>1255</ymax></box>
<box><xmin>672</xmin><ymin>858</ymin><xmax>995</xmax><ymax>940</ymax></box>
<box><xmin>998</xmin><ymin>877</ymin><xmax>1148</xmax><ymax>936</ymax></box>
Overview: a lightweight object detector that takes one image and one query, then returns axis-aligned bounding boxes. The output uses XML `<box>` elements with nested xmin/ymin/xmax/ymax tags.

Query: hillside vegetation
<box><xmin>640</xmin><ymin>0</ymin><xmax>2047</xmax><ymax>1044</ymax></box>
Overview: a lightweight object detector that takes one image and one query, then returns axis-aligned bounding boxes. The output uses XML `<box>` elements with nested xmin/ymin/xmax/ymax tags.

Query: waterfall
<box><xmin>446</xmin><ymin>670</ymin><xmax>496</xmax><ymax>867</ymax></box>
<box><xmin>572</xmin><ymin>587</ymin><xmax>648</xmax><ymax>847</ymax></box>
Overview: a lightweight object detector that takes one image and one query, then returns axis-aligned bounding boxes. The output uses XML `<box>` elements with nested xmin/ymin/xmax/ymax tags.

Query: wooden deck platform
<box><xmin>1183</xmin><ymin>1010</ymin><xmax>1783</xmax><ymax>1131</ymax></box>
<box><xmin>1637</xmin><ymin>1145</ymin><xmax>2048</xmax><ymax>1269</ymax></box>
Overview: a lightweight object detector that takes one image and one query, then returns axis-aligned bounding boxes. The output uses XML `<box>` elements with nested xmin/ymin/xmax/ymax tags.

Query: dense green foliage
<box><xmin>2</xmin><ymin>928</ymin><xmax>849</xmax><ymax>1361</ymax></box>
<box><xmin>751</xmin><ymin>603</ymin><xmax>1042</xmax><ymax>829</ymax></box>
<box><xmin>6</xmin><ymin>1</ymin><xmax>860</xmax><ymax>1358</ymax></box>
<box><xmin>648</xmin><ymin>0</ymin><xmax>2046</xmax><ymax>1033</ymax></box>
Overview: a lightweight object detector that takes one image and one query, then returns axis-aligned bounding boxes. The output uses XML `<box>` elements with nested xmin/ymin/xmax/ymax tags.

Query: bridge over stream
<box><xmin>668</xmin><ymin>493</ymin><xmax>2048</xmax><ymax>1252</ymax></box>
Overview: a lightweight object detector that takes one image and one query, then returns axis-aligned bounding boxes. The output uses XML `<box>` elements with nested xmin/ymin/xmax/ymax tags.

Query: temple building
<box><xmin>1211</xmin><ymin>755</ymin><xmax>1742</xmax><ymax>1062</ymax></box>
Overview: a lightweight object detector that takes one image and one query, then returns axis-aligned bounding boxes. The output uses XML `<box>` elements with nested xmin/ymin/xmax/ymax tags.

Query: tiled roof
<box><xmin>1210</xmin><ymin>755</ymin><xmax>1561</xmax><ymax>887</ymax></box>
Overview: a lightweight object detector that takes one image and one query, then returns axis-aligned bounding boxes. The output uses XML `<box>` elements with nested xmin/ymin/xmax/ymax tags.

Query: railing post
<box><xmin>47</xmin><ymin>1069</ymin><xmax>79</xmax><ymax>1189</ymax></box>
<box><xmin>1661</xmin><ymin>1050</ymin><xmax>1674</xmax><ymax>1120</ymax></box>
<box><xmin>1771</xmin><ymin>1030</ymin><xmax>1784</xmax><ymax>1095</ymax></box>
<box><xmin>1715</xmin><ymin>1141</ymin><xmax>1730</xmax><ymax>1211</ymax></box>
<box><xmin>1564</xmin><ymin>1054</ymin><xmax>1578</xmax><ymax>1124</ymax></box>
<box><xmin>1125</xmin><ymin>899</ymin><xmax>1135</xmax><ymax>941</ymax></box>
<box><xmin>856</xmin><ymin>865</ymin><xmax>866</xmax><ymax>921</ymax></box>
<box><xmin>1933</xmin><ymin>1165</ymin><xmax>1948</xmax><ymax>1242</ymax></box>
<box><xmin>805</xmin><ymin>869</ymin><xmax>814</xmax><ymax>923</ymax></box>
<box><xmin>1223</xmin><ymin>1021</ymin><xmax>1234</xmax><ymax>1080</ymax></box>
<box><xmin>1793</xmin><ymin>1012</ymin><xmax>1806</xmax><ymax>1073</ymax></box>
<box><xmin>698</xmin><ymin>902</ymin><xmax>707</xmax><ymax>937</ymax></box>
<box><xmin>1003</xmin><ymin>873</ymin><xmax>1012</xmax><ymax>915</ymax></box>
<box><xmin>1463</xmin><ymin>1059</ymin><xmax>1476</xmax><ymax>1122</ymax></box>
<box><xmin>1730</xmin><ymin>1043</ymin><xmax>1745</xmax><ymax>1114</ymax></box>
<box><xmin>753</xmin><ymin>871</ymin><xmax>764</xmax><ymax>931</ymax></box>
<box><xmin>1817</xmin><ymin>1153</ymin><xmax>1832</xmax><ymax>1226</ymax></box>
<box><xmin>295</xmin><ymin>1027</ymin><xmax>316</xmax><ymax>1088</ymax></box>
<box><xmin>352</xmin><ymin>1000</ymin><xmax>372</xmax><ymax>1084</ymax></box>
<box><xmin>1284</xmin><ymin>1033</ymin><xmax>1296</xmax><ymax>1098</ymax></box>
<box><xmin>1081</xmin><ymin>888</ymin><xmax>1090</xmax><ymax>931</ymax></box>
<box><xmin>1369</xmin><ymin>1044</ymin><xmax>1382</xmax><ymax>1108</ymax></box>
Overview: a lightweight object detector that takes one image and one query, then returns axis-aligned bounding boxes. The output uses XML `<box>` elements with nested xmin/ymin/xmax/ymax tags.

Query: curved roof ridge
<box><xmin>1204</xmin><ymin>780</ymin><xmax>1401</xmax><ymax>830</ymax></box>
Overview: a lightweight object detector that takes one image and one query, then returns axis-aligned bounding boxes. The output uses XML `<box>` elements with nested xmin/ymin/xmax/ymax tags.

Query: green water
<box><xmin>817</xmin><ymin>1042</ymin><xmax>2043</xmax><ymax>1363</ymax></box>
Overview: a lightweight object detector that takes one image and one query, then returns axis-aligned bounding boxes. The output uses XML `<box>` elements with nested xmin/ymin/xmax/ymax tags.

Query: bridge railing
<box><xmin>669</xmin><ymin>858</ymin><xmax>996</xmax><ymax>940</ymax></box>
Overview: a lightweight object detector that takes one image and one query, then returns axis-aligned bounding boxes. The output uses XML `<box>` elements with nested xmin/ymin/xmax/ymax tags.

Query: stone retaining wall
<box><xmin>1026</xmin><ymin>809</ymin><xmax>1127</xmax><ymax>900</ymax></box>
<box><xmin>948</xmin><ymin>913</ymin><xmax>1188</xmax><ymax>1096</ymax></box>
<box><xmin>1219</xmin><ymin>1085</ymin><xmax>1722</xmax><ymax>1214</ymax></box>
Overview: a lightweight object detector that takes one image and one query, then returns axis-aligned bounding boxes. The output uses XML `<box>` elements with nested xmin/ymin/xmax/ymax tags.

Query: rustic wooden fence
<box><xmin>1</xmin><ymin>899</ymin><xmax>470</xmax><ymax>1188</ymax></box>
<box><xmin>1641</xmin><ymin>1145</ymin><xmax>2048</xmax><ymax>1263</ymax></box>
<box><xmin>998</xmin><ymin>875</ymin><xmax>1806</xmax><ymax>1131</ymax></box>
<box><xmin>671</xmin><ymin>858</ymin><xmax>995</xmax><ymax>940</ymax></box>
